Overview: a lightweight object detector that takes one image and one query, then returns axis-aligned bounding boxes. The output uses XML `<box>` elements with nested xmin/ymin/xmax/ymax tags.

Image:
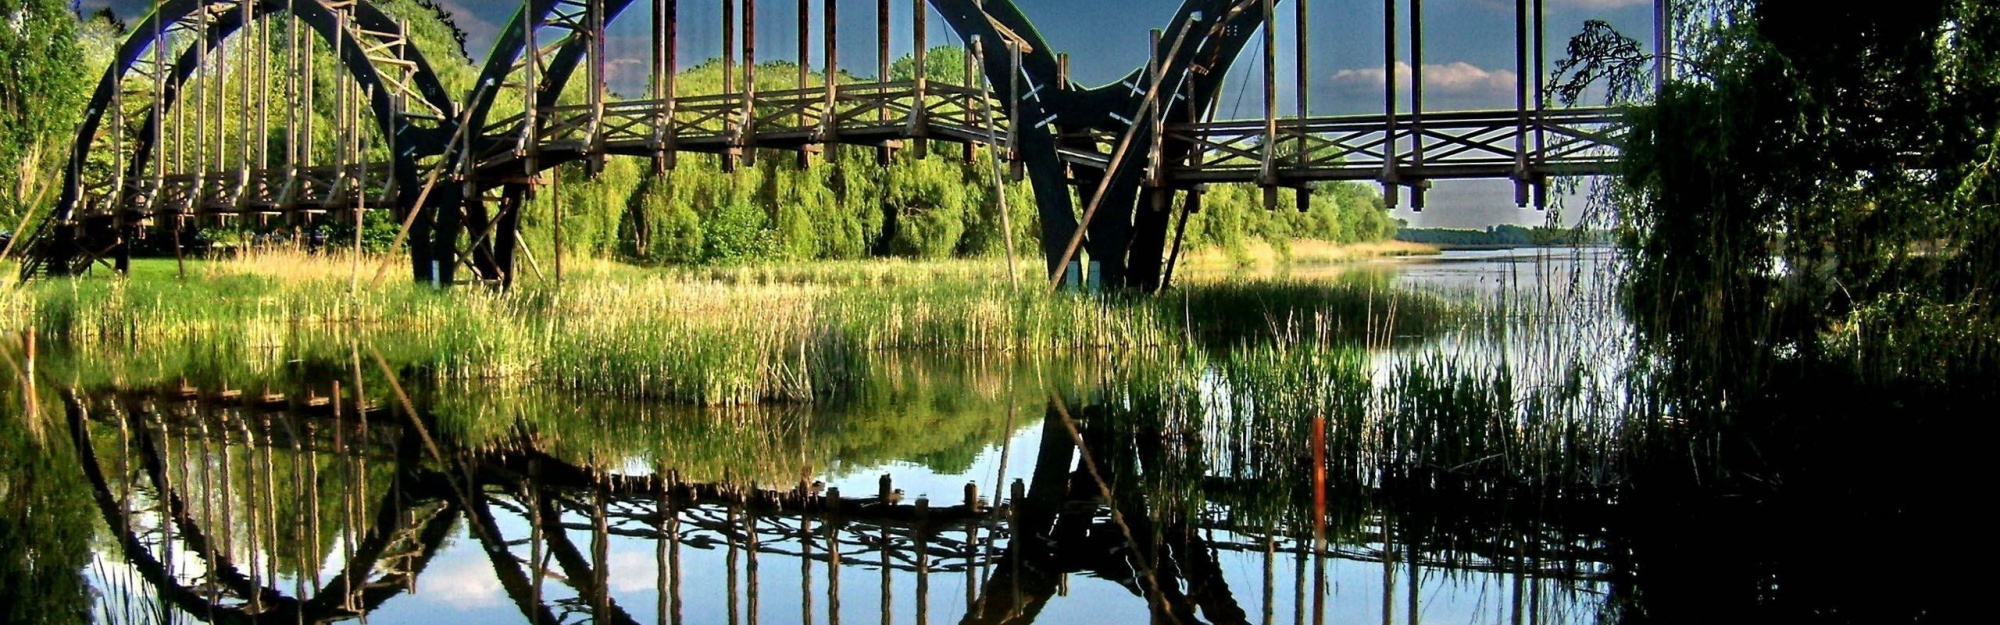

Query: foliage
<box><xmin>0</xmin><ymin>379</ymin><xmax>95</xmax><ymax>625</ymax></box>
<box><xmin>1558</xmin><ymin>0</ymin><xmax>2000</xmax><ymax>383</ymax></box>
<box><xmin>506</xmin><ymin>51</ymin><xmax>1395</xmax><ymax>268</ymax></box>
<box><xmin>0</xmin><ymin>0</ymin><xmax>89</xmax><ymax>230</ymax></box>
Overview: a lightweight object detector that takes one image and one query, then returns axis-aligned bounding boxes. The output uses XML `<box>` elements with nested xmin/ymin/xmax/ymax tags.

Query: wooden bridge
<box><xmin>27</xmin><ymin>0</ymin><xmax>1650</xmax><ymax>291</ymax></box>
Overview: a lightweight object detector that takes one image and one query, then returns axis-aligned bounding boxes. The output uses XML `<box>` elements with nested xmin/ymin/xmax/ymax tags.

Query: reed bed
<box><xmin>6</xmin><ymin>251</ymin><xmax>1458</xmax><ymax>405</ymax></box>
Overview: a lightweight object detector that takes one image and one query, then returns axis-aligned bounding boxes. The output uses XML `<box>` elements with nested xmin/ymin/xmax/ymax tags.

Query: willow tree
<box><xmin>1560</xmin><ymin>0</ymin><xmax>2000</xmax><ymax>372</ymax></box>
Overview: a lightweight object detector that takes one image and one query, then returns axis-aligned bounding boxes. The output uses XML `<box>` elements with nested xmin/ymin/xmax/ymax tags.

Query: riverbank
<box><xmin>1173</xmin><ymin>240</ymin><xmax>1440</xmax><ymax>274</ymax></box>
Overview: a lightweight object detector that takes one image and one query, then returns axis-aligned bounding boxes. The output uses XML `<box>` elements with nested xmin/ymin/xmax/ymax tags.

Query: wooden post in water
<box><xmin>1313</xmin><ymin>413</ymin><xmax>1328</xmax><ymax>625</ymax></box>
<box><xmin>802</xmin><ymin>480</ymin><xmax>816</xmax><ymax>624</ymax></box>
<box><xmin>1408</xmin><ymin>540</ymin><xmax>1422</xmax><ymax>625</ymax></box>
<box><xmin>1511</xmin><ymin>538</ymin><xmax>1526</xmax><ymax>625</ymax></box>
<box><xmin>1381</xmin><ymin>515</ymin><xmax>1397</xmax><ymax>625</ymax></box>
<box><xmin>916</xmin><ymin>497</ymin><xmax>931</xmax><ymax>625</ymax></box>
<box><xmin>1010</xmin><ymin>479</ymin><xmax>1025</xmax><ymax>607</ymax></box>
<box><xmin>964</xmin><ymin>482</ymin><xmax>979</xmax><ymax>611</ymax></box>
<box><xmin>658</xmin><ymin>468</ymin><xmax>672</xmax><ymax>625</ymax></box>
<box><xmin>593</xmin><ymin>487</ymin><xmax>612</xmax><ymax>618</ymax></box>
<box><xmin>671</xmin><ymin>473</ymin><xmax>686</xmax><ymax>625</ymax></box>
<box><xmin>1260</xmin><ymin>528</ymin><xmax>1275</xmax><ymax>625</ymax></box>
<box><xmin>879</xmin><ymin>497</ymin><xmax>893</xmax><ymax>625</ymax></box>
<box><xmin>1294</xmin><ymin>532</ymin><xmax>1307</xmax><ymax>625</ymax></box>
<box><xmin>747</xmin><ymin>502</ymin><xmax>761</xmax><ymax>625</ymax></box>
<box><xmin>827</xmin><ymin>487</ymin><xmax>843</xmax><ymax>625</ymax></box>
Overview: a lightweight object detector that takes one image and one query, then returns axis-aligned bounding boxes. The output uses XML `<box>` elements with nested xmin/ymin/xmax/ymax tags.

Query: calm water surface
<box><xmin>4</xmin><ymin>249</ymin><xmax>1960</xmax><ymax>624</ymax></box>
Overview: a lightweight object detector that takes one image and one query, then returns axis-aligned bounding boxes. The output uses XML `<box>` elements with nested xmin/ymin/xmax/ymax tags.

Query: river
<box><xmin>2</xmin><ymin>248</ymin><xmax>1962</xmax><ymax>624</ymax></box>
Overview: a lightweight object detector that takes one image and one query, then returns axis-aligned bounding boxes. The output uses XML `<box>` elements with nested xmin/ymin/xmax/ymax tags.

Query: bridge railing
<box><xmin>83</xmin><ymin>163</ymin><xmax>399</xmax><ymax>220</ymax></box>
<box><xmin>472</xmin><ymin>81</ymin><xmax>1014</xmax><ymax>172</ymax></box>
<box><xmin>1169</xmin><ymin>106</ymin><xmax>1628</xmax><ymax>184</ymax></box>
<box><xmin>85</xmin><ymin>105</ymin><xmax>1625</xmax><ymax>221</ymax></box>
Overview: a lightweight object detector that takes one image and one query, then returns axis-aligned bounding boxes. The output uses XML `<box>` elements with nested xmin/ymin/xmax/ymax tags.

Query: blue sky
<box><xmin>82</xmin><ymin>0</ymin><xmax>1659</xmax><ymax>226</ymax></box>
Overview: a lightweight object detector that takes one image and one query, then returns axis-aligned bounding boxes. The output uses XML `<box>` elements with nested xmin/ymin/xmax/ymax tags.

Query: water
<box><xmin>1</xmin><ymin>250</ymin><xmax>1967</xmax><ymax>624</ymax></box>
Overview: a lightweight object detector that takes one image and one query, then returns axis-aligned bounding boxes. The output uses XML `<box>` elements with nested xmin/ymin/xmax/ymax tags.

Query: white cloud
<box><xmin>1329</xmin><ymin>61</ymin><xmax>1519</xmax><ymax>97</ymax></box>
<box><xmin>605</xmin><ymin>550</ymin><xmax>661</xmax><ymax>593</ymax></box>
<box><xmin>418</xmin><ymin>555</ymin><xmax>508</xmax><ymax>608</ymax></box>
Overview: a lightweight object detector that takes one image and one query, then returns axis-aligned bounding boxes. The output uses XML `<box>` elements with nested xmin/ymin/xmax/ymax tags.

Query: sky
<box><xmin>79</xmin><ymin>0</ymin><xmax>1661</xmax><ymax>227</ymax></box>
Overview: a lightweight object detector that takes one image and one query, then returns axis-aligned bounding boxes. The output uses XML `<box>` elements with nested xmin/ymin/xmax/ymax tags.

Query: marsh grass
<box><xmin>8</xmin><ymin>250</ymin><xmax>1463</xmax><ymax>405</ymax></box>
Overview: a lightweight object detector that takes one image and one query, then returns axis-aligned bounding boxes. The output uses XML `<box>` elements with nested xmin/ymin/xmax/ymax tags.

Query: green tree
<box><xmin>0</xmin><ymin>0</ymin><xmax>89</xmax><ymax>233</ymax></box>
<box><xmin>1559</xmin><ymin>1</ymin><xmax>2000</xmax><ymax>347</ymax></box>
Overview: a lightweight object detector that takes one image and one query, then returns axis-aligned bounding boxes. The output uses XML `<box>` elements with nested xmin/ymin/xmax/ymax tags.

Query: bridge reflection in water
<box><xmin>65</xmin><ymin>384</ymin><xmax>1611</xmax><ymax>625</ymax></box>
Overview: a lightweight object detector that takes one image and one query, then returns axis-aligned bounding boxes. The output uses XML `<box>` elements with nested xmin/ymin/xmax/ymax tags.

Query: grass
<box><xmin>3</xmin><ymin>249</ymin><xmax>1463</xmax><ymax>405</ymax></box>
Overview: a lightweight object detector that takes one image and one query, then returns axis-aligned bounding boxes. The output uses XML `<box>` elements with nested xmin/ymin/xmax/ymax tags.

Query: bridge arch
<box><xmin>32</xmin><ymin>0</ymin><xmax>458</xmax><ymax>277</ymax></box>
<box><xmin>447</xmin><ymin>1</ymin><xmax>1276</xmax><ymax>289</ymax></box>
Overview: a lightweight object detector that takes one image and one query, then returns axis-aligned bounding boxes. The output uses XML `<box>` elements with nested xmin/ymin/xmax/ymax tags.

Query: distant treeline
<box><xmin>1394</xmin><ymin>224</ymin><xmax>1612</xmax><ymax>248</ymax></box>
<box><xmin>2</xmin><ymin>2</ymin><xmax>1397</xmax><ymax>266</ymax></box>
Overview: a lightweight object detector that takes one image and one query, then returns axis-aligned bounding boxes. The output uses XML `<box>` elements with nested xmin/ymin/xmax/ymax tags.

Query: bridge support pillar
<box><xmin>41</xmin><ymin>227</ymin><xmax>81</xmax><ymax>277</ymax></box>
<box><xmin>464</xmin><ymin>187</ymin><xmax>505</xmax><ymax>281</ymax></box>
<box><xmin>1078</xmin><ymin>173</ymin><xmax>1140</xmax><ymax>291</ymax></box>
<box><xmin>1128</xmin><ymin>187</ymin><xmax>1177</xmax><ymax>293</ymax></box>
<box><xmin>421</xmin><ymin>182</ymin><xmax>520</xmax><ymax>288</ymax></box>
<box><xmin>425</xmin><ymin>184</ymin><xmax>464</xmax><ymax>286</ymax></box>
<box><xmin>404</xmin><ymin>188</ymin><xmax>438</xmax><ymax>285</ymax></box>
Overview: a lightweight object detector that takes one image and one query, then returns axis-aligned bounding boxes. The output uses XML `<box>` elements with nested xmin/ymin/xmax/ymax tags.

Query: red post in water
<box><xmin>1312</xmin><ymin>413</ymin><xmax>1327</xmax><ymax>537</ymax></box>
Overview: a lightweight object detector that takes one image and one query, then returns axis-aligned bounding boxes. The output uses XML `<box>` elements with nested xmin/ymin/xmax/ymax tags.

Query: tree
<box><xmin>1562</xmin><ymin>1</ymin><xmax>1999</xmax><ymax>331</ymax></box>
<box><xmin>0</xmin><ymin>0</ymin><xmax>89</xmax><ymax>234</ymax></box>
